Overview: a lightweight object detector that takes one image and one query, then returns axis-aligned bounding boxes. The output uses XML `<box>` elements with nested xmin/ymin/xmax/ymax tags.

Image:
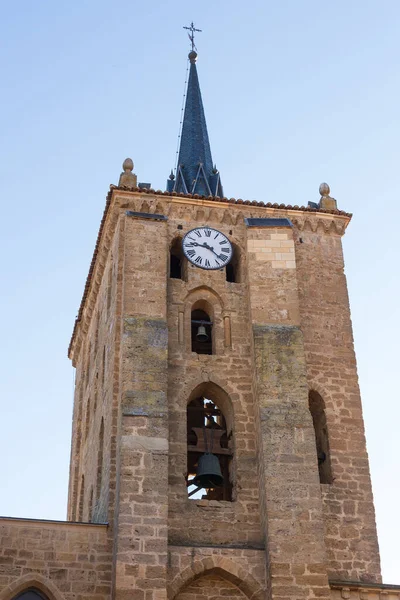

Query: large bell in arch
<box><xmin>196</xmin><ymin>324</ymin><xmax>208</xmax><ymax>342</ymax></box>
<box><xmin>193</xmin><ymin>452</ymin><xmax>223</xmax><ymax>488</ymax></box>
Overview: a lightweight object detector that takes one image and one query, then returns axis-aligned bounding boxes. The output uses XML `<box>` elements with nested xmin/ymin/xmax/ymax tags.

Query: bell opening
<box><xmin>191</xmin><ymin>309</ymin><xmax>212</xmax><ymax>354</ymax></box>
<box><xmin>187</xmin><ymin>396</ymin><xmax>233</xmax><ymax>501</ymax></box>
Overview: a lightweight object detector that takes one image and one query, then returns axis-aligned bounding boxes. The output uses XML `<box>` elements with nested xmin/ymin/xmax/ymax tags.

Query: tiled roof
<box><xmin>68</xmin><ymin>185</ymin><xmax>352</xmax><ymax>357</ymax></box>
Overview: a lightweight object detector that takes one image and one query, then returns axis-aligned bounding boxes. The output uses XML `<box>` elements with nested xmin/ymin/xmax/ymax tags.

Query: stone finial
<box><xmin>319</xmin><ymin>181</ymin><xmax>337</xmax><ymax>210</ymax></box>
<box><xmin>118</xmin><ymin>158</ymin><xmax>137</xmax><ymax>189</ymax></box>
<box><xmin>188</xmin><ymin>50</ymin><xmax>198</xmax><ymax>64</ymax></box>
<box><xmin>319</xmin><ymin>182</ymin><xmax>330</xmax><ymax>196</ymax></box>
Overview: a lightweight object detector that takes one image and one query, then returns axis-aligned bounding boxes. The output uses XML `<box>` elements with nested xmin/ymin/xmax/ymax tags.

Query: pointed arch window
<box><xmin>309</xmin><ymin>390</ymin><xmax>333</xmax><ymax>484</ymax></box>
<box><xmin>187</xmin><ymin>395</ymin><xmax>233</xmax><ymax>501</ymax></box>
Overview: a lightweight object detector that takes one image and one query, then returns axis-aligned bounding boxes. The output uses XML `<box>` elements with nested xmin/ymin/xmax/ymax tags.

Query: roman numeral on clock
<box><xmin>219</xmin><ymin>254</ymin><xmax>228</xmax><ymax>262</ymax></box>
<box><xmin>205</xmin><ymin>259</ymin><xmax>210</xmax><ymax>267</ymax></box>
<box><xmin>195</xmin><ymin>256</ymin><xmax>202</xmax><ymax>265</ymax></box>
<box><xmin>187</xmin><ymin>250</ymin><xmax>195</xmax><ymax>258</ymax></box>
<box><xmin>204</xmin><ymin>229</ymin><xmax>211</xmax><ymax>237</ymax></box>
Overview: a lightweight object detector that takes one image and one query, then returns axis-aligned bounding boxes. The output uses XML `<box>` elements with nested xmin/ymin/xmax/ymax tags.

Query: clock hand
<box><xmin>186</xmin><ymin>241</ymin><xmax>225</xmax><ymax>261</ymax></box>
<box><xmin>202</xmin><ymin>243</ymin><xmax>221</xmax><ymax>259</ymax></box>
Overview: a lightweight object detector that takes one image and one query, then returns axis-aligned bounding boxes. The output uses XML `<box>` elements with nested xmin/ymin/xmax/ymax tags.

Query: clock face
<box><xmin>182</xmin><ymin>227</ymin><xmax>233</xmax><ymax>270</ymax></box>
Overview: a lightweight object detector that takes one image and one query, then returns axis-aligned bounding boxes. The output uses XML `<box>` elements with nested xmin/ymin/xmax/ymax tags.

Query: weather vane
<box><xmin>183</xmin><ymin>21</ymin><xmax>202</xmax><ymax>52</ymax></box>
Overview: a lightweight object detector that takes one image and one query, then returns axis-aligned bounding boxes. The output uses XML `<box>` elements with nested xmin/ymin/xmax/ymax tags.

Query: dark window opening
<box><xmin>191</xmin><ymin>309</ymin><xmax>212</xmax><ymax>354</ymax></box>
<box><xmin>170</xmin><ymin>253</ymin><xmax>182</xmax><ymax>279</ymax></box>
<box><xmin>170</xmin><ymin>238</ymin><xmax>185</xmax><ymax>280</ymax></box>
<box><xmin>309</xmin><ymin>390</ymin><xmax>333</xmax><ymax>484</ymax></box>
<box><xmin>225</xmin><ymin>245</ymin><xmax>240</xmax><ymax>283</ymax></box>
<box><xmin>226</xmin><ymin>262</ymin><xmax>235</xmax><ymax>283</ymax></box>
<box><xmin>187</xmin><ymin>396</ymin><xmax>233</xmax><ymax>501</ymax></box>
<box><xmin>14</xmin><ymin>591</ymin><xmax>49</xmax><ymax>600</ymax></box>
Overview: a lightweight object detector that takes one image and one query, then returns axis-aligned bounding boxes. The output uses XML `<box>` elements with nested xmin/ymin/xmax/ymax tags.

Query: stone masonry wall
<box><xmin>247</xmin><ymin>222</ymin><xmax>332</xmax><ymax>600</ymax></box>
<box><xmin>68</xmin><ymin>217</ymin><xmax>123</xmax><ymax>526</ymax></box>
<box><xmin>114</xmin><ymin>214</ymin><xmax>169</xmax><ymax>600</ymax></box>
<box><xmin>0</xmin><ymin>518</ymin><xmax>111</xmax><ymax>600</ymax></box>
<box><xmin>295</xmin><ymin>225</ymin><xmax>382</xmax><ymax>582</ymax></box>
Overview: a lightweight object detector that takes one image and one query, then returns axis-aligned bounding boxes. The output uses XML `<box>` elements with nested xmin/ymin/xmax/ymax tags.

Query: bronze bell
<box><xmin>196</xmin><ymin>324</ymin><xmax>208</xmax><ymax>342</ymax></box>
<box><xmin>193</xmin><ymin>453</ymin><xmax>223</xmax><ymax>488</ymax></box>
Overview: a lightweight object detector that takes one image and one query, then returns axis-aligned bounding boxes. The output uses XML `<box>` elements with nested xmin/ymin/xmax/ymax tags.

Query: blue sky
<box><xmin>1</xmin><ymin>0</ymin><xmax>399</xmax><ymax>584</ymax></box>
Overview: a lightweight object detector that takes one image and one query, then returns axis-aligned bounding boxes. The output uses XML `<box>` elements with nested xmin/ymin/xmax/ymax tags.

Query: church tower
<box><xmin>64</xmin><ymin>46</ymin><xmax>383</xmax><ymax>600</ymax></box>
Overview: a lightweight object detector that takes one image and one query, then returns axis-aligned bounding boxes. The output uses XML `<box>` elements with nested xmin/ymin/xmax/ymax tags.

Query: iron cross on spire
<box><xmin>183</xmin><ymin>21</ymin><xmax>202</xmax><ymax>52</ymax></box>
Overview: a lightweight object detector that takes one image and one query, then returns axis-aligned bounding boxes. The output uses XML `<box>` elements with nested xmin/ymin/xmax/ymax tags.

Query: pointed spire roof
<box><xmin>167</xmin><ymin>51</ymin><xmax>223</xmax><ymax>198</ymax></box>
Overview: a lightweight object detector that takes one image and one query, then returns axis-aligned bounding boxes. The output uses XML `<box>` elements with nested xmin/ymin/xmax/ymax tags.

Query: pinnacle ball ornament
<box><xmin>123</xmin><ymin>158</ymin><xmax>134</xmax><ymax>172</ymax></box>
<box><xmin>319</xmin><ymin>182</ymin><xmax>330</xmax><ymax>197</ymax></box>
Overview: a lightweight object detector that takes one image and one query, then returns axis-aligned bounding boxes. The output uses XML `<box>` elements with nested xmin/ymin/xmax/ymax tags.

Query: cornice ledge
<box><xmin>330</xmin><ymin>580</ymin><xmax>400</xmax><ymax>599</ymax></box>
<box><xmin>291</xmin><ymin>214</ymin><xmax>348</xmax><ymax>235</ymax></box>
<box><xmin>110</xmin><ymin>184</ymin><xmax>352</xmax><ymax>218</ymax></box>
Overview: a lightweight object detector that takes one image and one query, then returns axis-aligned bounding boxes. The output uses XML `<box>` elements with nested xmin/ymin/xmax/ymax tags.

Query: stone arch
<box><xmin>168</xmin><ymin>555</ymin><xmax>264</xmax><ymax>600</ymax></box>
<box><xmin>0</xmin><ymin>573</ymin><xmax>65</xmax><ymax>600</ymax></box>
<box><xmin>185</xmin><ymin>381</ymin><xmax>235</xmax><ymax>501</ymax></box>
<box><xmin>183</xmin><ymin>285</ymin><xmax>224</xmax><ymax>311</ymax></box>
<box><xmin>186</xmin><ymin>381</ymin><xmax>234</xmax><ymax>434</ymax></box>
<box><xmin>183</xmin><ymin>287</ymin><xmax>224</xmax><ymax>355</ymax></box>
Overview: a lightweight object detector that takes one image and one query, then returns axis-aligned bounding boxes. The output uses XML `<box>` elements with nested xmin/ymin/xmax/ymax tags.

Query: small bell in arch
<box><xmin>194</xmin><ymin>452</ymin><xmax>223</xmax><ymax>488</ymax></box>
<box><xmin>196</xmin><ymin>324</ymin><xmax>208</xmax><ymax>342</ymax></box>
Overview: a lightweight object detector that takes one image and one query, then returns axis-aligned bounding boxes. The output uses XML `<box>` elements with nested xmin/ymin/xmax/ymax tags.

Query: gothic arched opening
<box><xmin>187</xmin><ymin>393</ymin><xmax>233</xmax><ymax>501</ymax></box>
<box><xmin>308</xmin><ymin>390</ymin><xmax>333</xmax><ymax>484</ymax></box>
<box><xmin>170</xmin><ymin>237</ymin><xmax>186</xmax><ymax>280</ymax></box>
<box><xmin>13</xmin><ymin>590</ymin><xmax>49</xmax><ymax>600</ymax></box>
<box><xmin>191</xmin><ymin>304</ymin><xmax>213</xmax><ymax>355</ymax></box>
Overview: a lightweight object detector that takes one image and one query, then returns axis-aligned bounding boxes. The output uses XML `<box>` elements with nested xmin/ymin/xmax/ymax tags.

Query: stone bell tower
<box><xmin>65</xmin><ymin>47</ymin><xmax>383</xmax><ymax>600</ymax></box>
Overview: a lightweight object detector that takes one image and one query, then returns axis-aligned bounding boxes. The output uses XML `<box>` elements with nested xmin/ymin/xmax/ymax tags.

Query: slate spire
<box><xmin>167</xmin><ymin>51</ymin><xmax>223</xmax><ymax>198</ymax></box>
